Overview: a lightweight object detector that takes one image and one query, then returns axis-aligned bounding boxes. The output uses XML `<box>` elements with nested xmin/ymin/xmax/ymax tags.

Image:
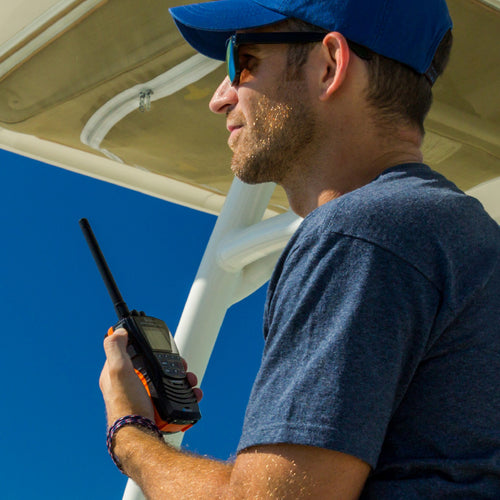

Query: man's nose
<box><xmin>209</xmin><ymin>77</ymin><xmax>238</xmax><ymax>114</ymax></box>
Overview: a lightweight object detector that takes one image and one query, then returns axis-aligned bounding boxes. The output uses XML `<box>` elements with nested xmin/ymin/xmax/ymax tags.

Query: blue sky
<box><xmin>0</xmin><ymin>148</ymin><xmax>266</xmax><ymax>499</ymax></box>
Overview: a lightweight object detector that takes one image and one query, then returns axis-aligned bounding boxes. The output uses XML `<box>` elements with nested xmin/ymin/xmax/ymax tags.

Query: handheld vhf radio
<box><xmin>79</xmin><ymin>218</ymin><xmax>201</xmax><ymax>433</ymax></box>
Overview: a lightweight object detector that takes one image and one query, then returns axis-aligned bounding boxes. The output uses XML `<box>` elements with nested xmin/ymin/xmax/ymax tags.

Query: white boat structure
<box><xmin>1</xmin><ymin>1</ymin><xmax>499</xmax><ymax>498</ymax></box>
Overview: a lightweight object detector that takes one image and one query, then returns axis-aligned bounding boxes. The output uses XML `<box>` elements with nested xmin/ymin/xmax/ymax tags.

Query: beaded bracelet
<box><xmin>106</xmin><ymin>415</ymin><xmax>163</xmax><ymax>472</ymax></box>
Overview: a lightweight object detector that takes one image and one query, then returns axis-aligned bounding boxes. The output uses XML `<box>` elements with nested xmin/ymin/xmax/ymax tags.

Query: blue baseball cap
<box><xmin>170</xmin><ymin>0</ymin><xmax>452</xmax><ymax>78</ymax></box>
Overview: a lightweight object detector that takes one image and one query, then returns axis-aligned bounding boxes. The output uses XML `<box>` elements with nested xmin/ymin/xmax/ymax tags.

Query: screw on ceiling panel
<box><xmin>139</xmin><ymin>89</ymin><xmax>153</xmax><ymax>112</ymax></box>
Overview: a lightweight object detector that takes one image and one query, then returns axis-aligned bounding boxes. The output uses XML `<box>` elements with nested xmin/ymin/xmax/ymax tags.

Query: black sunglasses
<box><xmin>225</xmin><ymin>32</ymin><xmax>372</xmax><ymax>86</ymax></box>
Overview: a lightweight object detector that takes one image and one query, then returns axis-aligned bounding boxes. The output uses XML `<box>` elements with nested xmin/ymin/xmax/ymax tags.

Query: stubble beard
<box><xmin>229</xmin><ymin>83</ymin><xmax>316</xmax><ymax>185</ymax></box>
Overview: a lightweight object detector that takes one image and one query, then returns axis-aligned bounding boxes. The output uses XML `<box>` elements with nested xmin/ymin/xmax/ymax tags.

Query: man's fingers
<box><xmin>192</xmin><ymin>387</ymin><xmax>203</xmax><ymax>403</ymax></box>
<box><xmin>181</xmin><ymin>357</ymin><xmax>203</xmax><ymax>402</ymax></box>
<box><xmin>186</xmin><ymin>371</ymin><xmax>198</xmax><ymax>387</ymax></box>
<box><xmin>181</xmin><ymin>357</ymin><xmax>188</xmax><ymax>372</ymax></box>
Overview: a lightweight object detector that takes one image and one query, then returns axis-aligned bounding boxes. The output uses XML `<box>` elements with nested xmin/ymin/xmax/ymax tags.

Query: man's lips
<box><xmin>227</xmin><ymin>124</ymin><xmax>242</xmax><ymax>133</ymax></box>
<box><xmin>227</xmin><ymin>124</ymin><xmax>243</xmax><ymax>145</ymax></box>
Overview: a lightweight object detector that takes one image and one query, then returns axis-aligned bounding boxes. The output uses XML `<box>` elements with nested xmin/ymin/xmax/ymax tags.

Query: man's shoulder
<box><xmin>305</xmin><ymin>163</ymin><xmax>497</xmax><ymax>248</ymax></box>
<box><xmin>288</xmin><ymin>163</ymin><xmax>499</xmax><ymax>299</ymax></box>
<box><xmin>325</xmin><ymin>164</ymin><xmax>472</xmax><ymax>222</ymax></box>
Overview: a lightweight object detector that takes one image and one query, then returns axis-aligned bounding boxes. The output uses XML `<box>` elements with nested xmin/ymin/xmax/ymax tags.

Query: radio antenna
<box><xmin>79</xmin><ymin>218</ymin><xmax>130</xmax><ymax>319</ymax></box>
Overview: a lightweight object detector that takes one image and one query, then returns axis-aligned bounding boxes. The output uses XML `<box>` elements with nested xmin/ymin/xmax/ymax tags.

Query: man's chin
<box><xmin>230</xmin><ymin>160</ymin><xmax>262</xmax><ymax>185</ymax></box>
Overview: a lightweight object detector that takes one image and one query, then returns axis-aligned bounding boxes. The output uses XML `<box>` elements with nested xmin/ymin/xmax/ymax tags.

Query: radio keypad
<box><xmin>155</xmin><ymin>352</ymin><xmax>185</xmax><ymax>379</ymax></box>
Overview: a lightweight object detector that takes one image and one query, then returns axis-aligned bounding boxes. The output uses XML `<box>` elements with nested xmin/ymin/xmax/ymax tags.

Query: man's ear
<box><xmin>318</xmin><ymin>32</ymin><xmax>350</xmax><ymax>101</ymax></box>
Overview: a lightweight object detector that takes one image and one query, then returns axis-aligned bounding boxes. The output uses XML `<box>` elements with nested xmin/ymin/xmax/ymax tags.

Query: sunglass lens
<box><xmin>226</xmin><ymin>37</ymin><xmax>237</xmax><ymax>84</ymax></box>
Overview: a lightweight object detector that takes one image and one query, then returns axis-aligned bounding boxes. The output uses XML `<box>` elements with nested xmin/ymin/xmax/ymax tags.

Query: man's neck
<box><xmin>282</xmin><ymin>134</ymin><xmax>423</xmax><ymax>218</ymax></box>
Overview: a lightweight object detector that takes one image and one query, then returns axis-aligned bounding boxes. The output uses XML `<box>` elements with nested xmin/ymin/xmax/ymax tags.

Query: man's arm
<box><xmin>100</xmin><ymin>329</ymin><xmax>370</xmax><ymax>499</ymax></box>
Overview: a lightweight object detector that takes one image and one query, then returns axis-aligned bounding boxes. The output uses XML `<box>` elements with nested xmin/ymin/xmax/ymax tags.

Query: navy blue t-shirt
<box><xmin>238</xmin><ymin>164</ymin><xmax>500</xmax><ymax>498</ymax></box>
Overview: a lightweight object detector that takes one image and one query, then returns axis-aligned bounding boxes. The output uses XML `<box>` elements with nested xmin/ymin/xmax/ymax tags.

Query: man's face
<box><xmin>210</xmin><ymin>40</ymin><xmax>317</xmax><ymax>185</ymax></box>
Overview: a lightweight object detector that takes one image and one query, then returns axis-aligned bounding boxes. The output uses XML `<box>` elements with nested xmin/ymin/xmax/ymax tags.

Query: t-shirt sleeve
<box><xmin>237</xmin><ymin>230</ymin><xmax>441</xmax><ymax>467</ymax></box>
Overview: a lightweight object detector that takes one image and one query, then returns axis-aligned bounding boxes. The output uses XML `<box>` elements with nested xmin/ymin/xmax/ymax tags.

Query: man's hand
<box><xmin>99</xmin><ymin>328</ymin><xmax>154</xmax><ymax>426</ymax></box>
<box><xmin>99</xmin><ymin>328</ymin><xmax>202</xmax><ymax>427</ymax></box>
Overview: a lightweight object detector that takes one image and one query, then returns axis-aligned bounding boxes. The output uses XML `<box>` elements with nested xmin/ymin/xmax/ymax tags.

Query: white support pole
<box><xmin>122</xmin><ymin>178</ymin><xmax>303</xmax><ymax>500</ymax></box>
<box><xmin>173</xmin><ymin>178</ymin><xmax>277</xmax><ymax>381</ymax></box>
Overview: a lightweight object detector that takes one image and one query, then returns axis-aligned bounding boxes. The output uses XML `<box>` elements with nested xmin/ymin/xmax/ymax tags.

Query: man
<box><xmin>100</xmin><ymin>0</ymin><xmax>500</xmax><ymax>498</ymax></box>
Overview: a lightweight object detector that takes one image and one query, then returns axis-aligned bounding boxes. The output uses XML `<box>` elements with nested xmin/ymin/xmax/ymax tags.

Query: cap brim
<box><xmin>169</xmin><ymin>0</ymin><xmax>287</xmax><ymax>60</ymax></box>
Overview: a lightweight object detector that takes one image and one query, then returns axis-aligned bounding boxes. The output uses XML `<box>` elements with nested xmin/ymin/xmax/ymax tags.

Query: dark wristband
<box><xmin>106</xmin><ymin>415</ymin><xmax>163</xmax><ymax>472</ymax></box>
